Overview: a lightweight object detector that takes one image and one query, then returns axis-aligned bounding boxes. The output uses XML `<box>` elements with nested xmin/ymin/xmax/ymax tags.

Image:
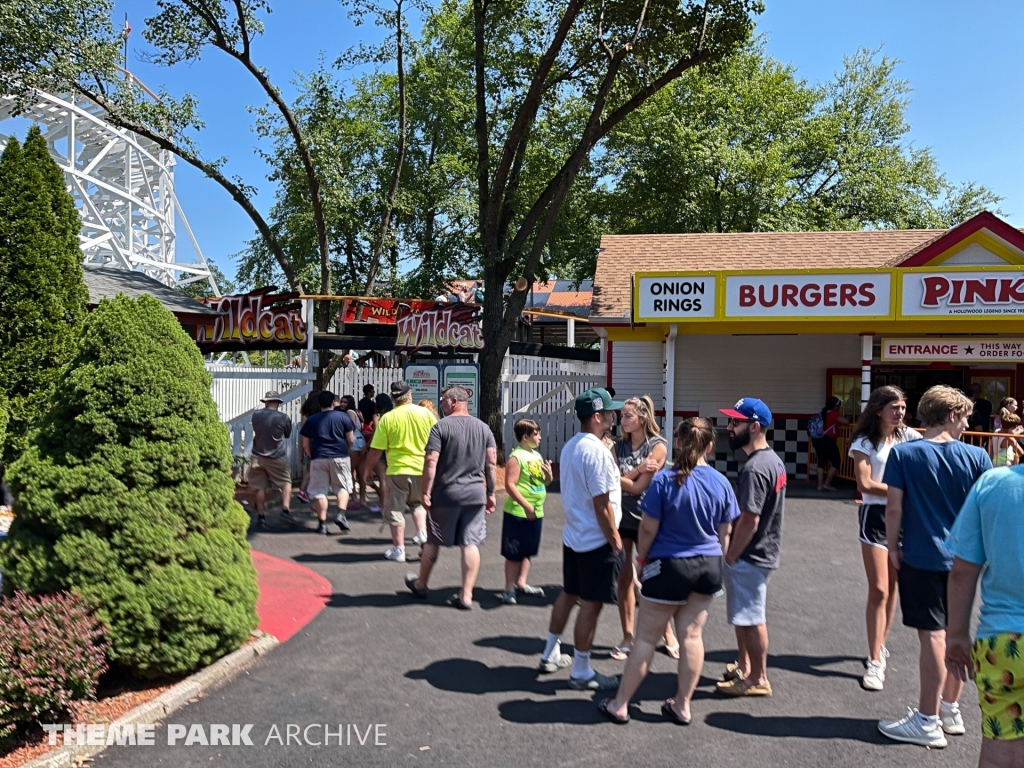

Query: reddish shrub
<box><xmin>0</xmin><ymin>592</ymin><xmax>108</xmax><ymax>741</ymax></box>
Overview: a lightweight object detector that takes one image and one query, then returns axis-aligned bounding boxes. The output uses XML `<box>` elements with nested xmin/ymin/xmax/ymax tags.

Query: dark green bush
<box><xmin>0</xmin><ymin>295</ymin><xmax>258</xmax><ymax>677</ymax></box>
<box><xmin>0</xmin><ymin>126</ymin><xmax>87</xmax><ymax>464</ymax></box>
<box><xmin>0</xmin><ymin>591</ymin><xmax>108</xmax><ymax>742</ymax></box>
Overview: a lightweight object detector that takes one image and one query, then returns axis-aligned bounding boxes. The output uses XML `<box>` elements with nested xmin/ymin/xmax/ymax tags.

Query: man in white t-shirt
<box><xmin>538</xmin><ymin>388</ymin><xmax>625</xmax><ymax>690</ymax></box>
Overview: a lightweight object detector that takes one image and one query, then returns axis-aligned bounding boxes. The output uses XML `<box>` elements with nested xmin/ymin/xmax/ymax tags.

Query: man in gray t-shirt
<box><xmin>717</xmin><ymin>397</ymin><xmax>787</xmax><ymax>698</ymax></box>
<box><xmin>250</xmin><ymin>392</ymin><xmax>295</xmax><ymax>529</ymax></box>
<box><xmin>405</xmin><ymin>386</ymin><xmax>497</xmax><ymax>610</ymax></box>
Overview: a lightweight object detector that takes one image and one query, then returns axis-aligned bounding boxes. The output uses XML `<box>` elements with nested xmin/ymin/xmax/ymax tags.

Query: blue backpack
<box><xmin>807</xmin><ymin>413</ymin><xmax>826</xmax><ymax>439</ymax></box>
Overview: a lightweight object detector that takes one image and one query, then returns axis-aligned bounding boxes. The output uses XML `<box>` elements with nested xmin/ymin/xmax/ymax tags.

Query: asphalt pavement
<box><xmin>97</xmin><ymin>494</ymin><xmax>980</xmax><ymax>767</ymax></box>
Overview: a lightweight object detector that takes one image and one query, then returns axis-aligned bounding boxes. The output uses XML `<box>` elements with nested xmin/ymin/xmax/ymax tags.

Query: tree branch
<box><xmin>71</xmin><ymin>82</ymin><xmax>302</xmax><ymax>292</ymax></box>
<box><xmin>485</xmin><ymin>0</ymin><xmax>584</xmax><ymax>237</ymax></box>
<box><xmin>231</xmin><ymin>0</ymin><xmax>251</xmax><ymax>58</ymax></box>
<box><xmin>364</xmin><ymin>0</ymin><xmax>408</xmax><ymax>295</ymax></box>
<box><xmin>473</xmin><ymin>0</ymin><xmax>491</xmax><ymax>249</ymax></box>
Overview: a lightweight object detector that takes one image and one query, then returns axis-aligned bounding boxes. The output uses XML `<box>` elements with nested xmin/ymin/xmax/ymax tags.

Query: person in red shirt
<box><xmin>812</xmin><ymin>396</ymin><xmax>849</xmax><ymax>491</ymax></box>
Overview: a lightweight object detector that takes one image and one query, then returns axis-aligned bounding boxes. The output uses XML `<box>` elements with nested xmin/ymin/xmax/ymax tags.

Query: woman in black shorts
<box><xmin>812</xmin><ymin>396</ymin><xmax>848</xmax><ymax>491</ymax></box>
<box><xmin>612</xmin><ymin>395</ymin><xmax>671</xmax><ymax>659</ymax></box>
<box><xmin>849</xmin><ymin>385</ymin><xmax>921</xmax><ymax>691</ymax></box>
<box><xmin>599</xmin><ymin>418</ymin><xmax>740</xmax><ymax>726</ymax></box>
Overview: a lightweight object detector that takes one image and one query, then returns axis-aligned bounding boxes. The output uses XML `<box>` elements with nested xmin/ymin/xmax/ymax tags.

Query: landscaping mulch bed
<box><xmin>0</xmin><ymin>669</ymin><xmax>183</xmax><ymax>768</ymax></box>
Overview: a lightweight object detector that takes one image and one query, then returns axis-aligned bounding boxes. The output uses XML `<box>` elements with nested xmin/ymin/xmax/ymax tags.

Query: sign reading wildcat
<box><xmin>196</xmin><ymin>288</ymin><xmax>306</xmax><ymax>351</ymax></box>
<box><xmin>394</xmin><ymin>304</ymin><xmax>484</xmax><ymax>351</ymax></box>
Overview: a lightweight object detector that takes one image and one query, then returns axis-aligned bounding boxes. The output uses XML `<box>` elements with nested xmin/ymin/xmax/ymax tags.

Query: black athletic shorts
<box><xmin>859</xmin><ymin>504</ymin><xmax>888</xmax><ymax>548</ymax></box>
<box><xmin>501</xmin><ymin>513</ymin><xmax>543</xmax><ymax>562</ymax></box>
<box><xmin>618</xmin><ymin>523</ymin><xmax>639</xmax><ymax>542</ymax></box>
<box><xmin>898</xmin><ymin>563</ymin><xmax>949</xmax><ymax>631</ymax></box>
<box><xmin>812</xmin><ymin>436</ymin><xmax>842</xmax><ymax>471</ymax></box>
<box><xmin>640</xmin><ymin>555</ymin><xmax>723</xmax><ymax>604</ymax></box>
<box><xmin>563</xmin><ymin>543</ymin><xmax>624</xmax><ymax>604</ymax></box>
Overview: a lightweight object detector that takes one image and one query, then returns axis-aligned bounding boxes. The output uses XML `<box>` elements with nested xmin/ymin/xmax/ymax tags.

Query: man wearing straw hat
<box><xmin>250</xmin><ymin>391</ymin><xmax>295</xmax><ymax>530</ymax></box>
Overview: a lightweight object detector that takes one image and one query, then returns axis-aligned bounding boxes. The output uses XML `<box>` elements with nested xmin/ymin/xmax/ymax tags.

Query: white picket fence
<box><xmin>207</xmin><ymin>365</ymin><xmax>314</xmax><ymax>422</ymax></box>
<box><xmin>213</xmin><ymin>355</ymin><xmax>606</xmax><ymax>471</ymax></box>
<box><xmin>500</xmin><ymin>357</ymin><xmax>606</xmax><ymax>461</ymax></box>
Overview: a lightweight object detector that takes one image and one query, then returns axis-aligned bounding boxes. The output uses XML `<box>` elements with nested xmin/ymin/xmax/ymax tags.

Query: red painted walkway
<box><xmin>251</xmin><ymin>550</ymin><xmax>332</xmax><ymax>642</ymax></box>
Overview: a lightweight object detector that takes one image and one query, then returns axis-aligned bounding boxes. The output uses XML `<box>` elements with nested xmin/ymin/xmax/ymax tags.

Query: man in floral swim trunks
<box><xmin>946</xmin><ymin>463</ymin><xmax>1024</xmax><ymax>768</ymax></box>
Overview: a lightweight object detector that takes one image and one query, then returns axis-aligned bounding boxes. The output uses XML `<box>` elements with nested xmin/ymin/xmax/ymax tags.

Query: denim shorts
<box><xmin>724</xmin><ymin>558</ymin><xmax>773</xmax><ymax>626</ymax></box>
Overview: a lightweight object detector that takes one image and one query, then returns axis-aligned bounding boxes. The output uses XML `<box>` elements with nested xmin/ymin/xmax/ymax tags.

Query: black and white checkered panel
<box><xmin>709</xmin><ymin>416</ymin><xmax>808</xmax><ymax>480</ymax></box>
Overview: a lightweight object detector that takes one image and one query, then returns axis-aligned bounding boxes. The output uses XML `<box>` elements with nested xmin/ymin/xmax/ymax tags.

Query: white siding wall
<box><xmin>610</xmin><ymin>340</ymin><xmax>663</xmax><ymax>401</ymax></box>
<box><xmin>673</xmin><ymin>334</ymin><xmax>861</xmax><ymax>416</ymax></box>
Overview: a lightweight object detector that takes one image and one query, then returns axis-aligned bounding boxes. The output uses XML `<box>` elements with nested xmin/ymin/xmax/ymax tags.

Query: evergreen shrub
<box><xmin>0</xmin><ymin>295</ymin><xmax>259</xmax><ymax>677</ymax></box>
<box><xmin>0</xmin><ymin>126</ymin><xmax>87</xmax><ymax>464</ymax></box>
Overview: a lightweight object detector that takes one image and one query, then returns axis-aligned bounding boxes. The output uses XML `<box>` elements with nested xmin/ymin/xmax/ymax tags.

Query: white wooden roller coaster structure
<box><xmin>0</xmin><ymin>79</ymin><xmax>217</xmax><ymax>293</ymax></box>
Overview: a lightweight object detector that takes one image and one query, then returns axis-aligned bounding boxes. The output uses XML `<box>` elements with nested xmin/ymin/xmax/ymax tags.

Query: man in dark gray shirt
<box><xmin>716</xmin><ymin>398</ymin><xmax>787</xmax><ymax>698</ymax></box>
<box><xmin>250</xmin><ymin>391</ymin><xmax>294</xmax><ymax>530</ymax></box>
<box><xmin>405</xmin><ymin>385</ymin><xmax>497</xmax><ymax>610</ymax></box>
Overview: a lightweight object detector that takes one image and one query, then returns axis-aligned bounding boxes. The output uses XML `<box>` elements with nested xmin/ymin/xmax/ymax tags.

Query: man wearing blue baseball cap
<box><xmin>538</xmin><ymin>387</ymin><xmax>626</xmax><ymax>691</ymax></box>
<box><xmin>716</xmin><ymin>397</ymin><xmax>787</xmax><ymax>697</ymax></box>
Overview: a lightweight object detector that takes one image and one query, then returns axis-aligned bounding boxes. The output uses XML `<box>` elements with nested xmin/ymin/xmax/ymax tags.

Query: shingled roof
<box><xmin>82</xmin><ymin>264</ymin><xmax>219</xmax><ymax>318</ymax></box>
<box><xmin>591</xmin><ymin>229</ymin><xmax>943</xmax><ymax>320</ymax></box>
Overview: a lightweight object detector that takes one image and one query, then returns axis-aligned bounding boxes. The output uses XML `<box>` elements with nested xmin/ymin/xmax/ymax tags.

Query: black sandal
<box><xmin>445</xmin><ymin>595</ymin><xmax>473</xmax><ymax>610</ymax></box>
<box><xmin>405</xmin><ymin>574</ymin><xmax>428</xmax><ymax>600</ymax></box>
<box><xmin>661</xmin><ymin>699</ymin><xmax>691</xmax><ymax>726</ymax></box>
<box><xmin>598</xmin><ymin>699</ymin><xmax>629</xmax><ymax>725</ymax></box>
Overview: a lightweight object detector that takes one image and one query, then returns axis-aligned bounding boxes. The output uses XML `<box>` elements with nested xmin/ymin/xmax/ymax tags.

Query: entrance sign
<box><xmin>197</xmin><ymin>287</ymin><xmax>306</xmax><ymax>351</ymax></box>
<box><xmin>403</xmin><ymin>363</ymin><xmax>441</xmax><ymax>409</ymax></box>
<box><xmin>634</xmin><ymin>274</ymin><xmax>717</xmax><ymax>321</ymax></box>
<box><xmin>442</xmin><ymin>364</ymin><xmax>481</xmax><ymax>418</ymax></box>
<box><xmin>900</xmin><ymin>269</ymin><xmax>1024</xmax><ymax>318</ymax></box>
<box><xmin>395</xmin><ymin>304</ymin><xmax>484</xmax><ymax>351</ymax></box>
<box><xmin>881</xmin><ymin>338</ymin><xmax>1024</xmax><ymax>362</ymax></box>
<box><xmin>724</xmin><ymin>272</ymin><xmax>892</xmax><ymax>319</ymax></box>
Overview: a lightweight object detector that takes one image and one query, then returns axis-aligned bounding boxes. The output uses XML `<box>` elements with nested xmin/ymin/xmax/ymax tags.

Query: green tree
<box><xmin>178</xmin><ymin>257</ymin><xmax>237</xmax><ymax>300</ymax></box>
<box><xmin>0</xmin><ymin>295</ymin><xmax>258</xmax><ymax>677</ymax></box>
<box><xmin>0</xmin><ymin>126</ymin><xmax>88</xmax><ymax>464</ymax></box>
<box><xmin>601</xmin><ymin>43</ymin><xmax>1001</xmax><ymax>238</ymax></box>
<box><xmin>461</xmin><ymin>0</ymin><xmax>762</xmax><ymax>449</ymax></box>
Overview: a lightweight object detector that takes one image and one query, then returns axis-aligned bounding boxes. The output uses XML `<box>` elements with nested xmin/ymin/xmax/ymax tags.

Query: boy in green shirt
<box><xmin>501</xmin><ymin>419</ymin><xmax>554</xmax><ymax>604</ymax></box>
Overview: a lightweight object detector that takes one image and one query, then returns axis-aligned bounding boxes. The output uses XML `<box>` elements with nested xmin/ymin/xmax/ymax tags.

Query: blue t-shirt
<box><xmin>299</xmin><ymin>410</ymin><xmax>355</xmax><ymax>459</ymax></box>
<box><xmin>640</xmin><ymin>465</ymin><xmax>741</xmax><ymax>560</ymax></box>
<box><xmin>883</xmin><ymin>439</ymin><xmax>992</xmax><ymax>571</ymax></box>
<box><xmin>946</xmin><ymin>466</ymin><xmax>1024</xmax><ymax>638</ymax></box>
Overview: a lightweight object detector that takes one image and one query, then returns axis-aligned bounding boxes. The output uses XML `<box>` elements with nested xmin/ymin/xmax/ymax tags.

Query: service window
<box><xmin>970</xmin><ymin>375</ymin><xmax>1011</xmax><ymax>407</ymax></box>
<box><xmin>831</xmin><ymin>374</ymin><xmax>860</xmax><ymax>418</ymax></box>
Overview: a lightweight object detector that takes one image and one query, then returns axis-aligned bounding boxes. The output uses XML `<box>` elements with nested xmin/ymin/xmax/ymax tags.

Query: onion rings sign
<box><xmin>196</xmin><ymin>287</ymin><xmax>306</xmax><ymax>351</ymax></box>
<box><xmin>394</xmin><ymin>304</ymin><xmax>484</xmax><ymax>351</ymax></box>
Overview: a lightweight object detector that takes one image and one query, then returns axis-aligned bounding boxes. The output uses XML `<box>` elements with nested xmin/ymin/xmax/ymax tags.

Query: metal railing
<box><xmin>809</xmin><ymin>424</ymin><xmax>1020</xmax><ymax>482</ymax></box>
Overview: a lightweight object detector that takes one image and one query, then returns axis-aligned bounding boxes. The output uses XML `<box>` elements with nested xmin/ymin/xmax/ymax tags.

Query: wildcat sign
<box><xmin>394</xmin><ymin>304</ymin><xmax>484</xmax><ymax>351</ymax></box>
<box><xmin>196</xmin><ymin>288</ymin><xmax>306</xmax><ymax>351</ymax></box>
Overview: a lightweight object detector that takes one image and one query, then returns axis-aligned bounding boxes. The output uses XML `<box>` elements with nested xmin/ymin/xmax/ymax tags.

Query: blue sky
<box><xmin>105</xmin><ymin>0</ymin><xmax>1024</xmax><ymax>285</ymax></box>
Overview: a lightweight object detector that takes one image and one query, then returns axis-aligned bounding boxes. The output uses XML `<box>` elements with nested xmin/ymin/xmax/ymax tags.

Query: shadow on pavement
<box><xmin>475</xmin><ymin>636</ymin><xmax>547</xmax><ymax>656</ymax></box>
<box><xmin>294</xmin><ymin>551</ymin><xmax>394</xmax><ymax>564</ymax></box>
<box><xmin>325</xmin><ymin>592</ymin><xmax>413</xmax><ymax>608</ymax></box>
<box><xmin>703</xmin><ymin>712</ymin><xmax>886</xmax><ymax>743</ymax></box>
<box><xmin>406</xmin><ymin>659</ymin><xmax>563</xmax><ymax>696</ymax></box>
<box><xmin>704</xmin><ymin>649</ymin><xmax>862</xmax><ymax>681</ymax></box>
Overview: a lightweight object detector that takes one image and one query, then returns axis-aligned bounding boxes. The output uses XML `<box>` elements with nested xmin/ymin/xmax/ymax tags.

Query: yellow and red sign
<box><xmin>395</xmin><ymin>304</ymin><xmax>484</xmax><ymax>351</ymax></box>
<box><xmin>197</xmin><ymin>288</ymin><xmax>306</xmax><ymax>351</ymax></box>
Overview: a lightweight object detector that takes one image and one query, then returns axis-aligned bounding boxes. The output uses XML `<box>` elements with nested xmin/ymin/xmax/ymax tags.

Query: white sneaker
<box><xmin>384</xmin><ymin>546</ymin><xmax>406</xmax><ymax>563</ymax></box>
<box><xmin>862</xmin><ymin>659</ymin><xmax>885</xmax><ymax>691</ymax></box>
<box><xmin>878</xmin><ymin>708</ymin><xmax>947</xmax><ymax>748</ymax></box>
<box><xmin>412</xmin><ymin>531</ymin><xmax>427</xmax><ymax>546</ymax></box>
<box><xmin>940</xmin><ymin>705</ymin><xmax>965</xmax><ymax>735</ymax></box>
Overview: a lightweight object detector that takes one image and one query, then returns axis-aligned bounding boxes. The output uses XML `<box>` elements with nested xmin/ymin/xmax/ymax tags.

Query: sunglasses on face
<box><xmin>728</xmin><ymin>418</ymin><xmax>750</xmax><ymax>427</ymax></box>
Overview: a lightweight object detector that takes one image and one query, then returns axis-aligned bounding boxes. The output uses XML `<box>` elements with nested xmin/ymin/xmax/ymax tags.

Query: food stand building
<box><xmin>590</xmin><ymin>211</ymin><xmax>1024</xmax><ymax>478</ymax></box>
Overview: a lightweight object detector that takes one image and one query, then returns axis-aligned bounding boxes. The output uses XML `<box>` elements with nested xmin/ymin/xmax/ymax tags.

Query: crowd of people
<box><xmin>247</xmin><ymin>380</ymin><xmax>1023</xmax><ymax>766</ymax></box>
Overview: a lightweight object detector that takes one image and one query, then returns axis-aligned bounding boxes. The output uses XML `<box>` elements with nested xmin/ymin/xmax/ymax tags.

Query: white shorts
<box><xmin>308</xmin><ymin>456</ymin><xmax>353</xmax><ymax>499</ymax></box>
